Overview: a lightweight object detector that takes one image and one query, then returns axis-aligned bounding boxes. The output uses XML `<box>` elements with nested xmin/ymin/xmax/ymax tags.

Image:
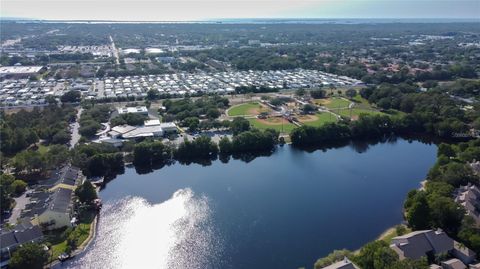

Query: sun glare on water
<box><xmin>68</xmin><ymin>189</ymin><xmax>222</xmax><ymax>269</ymax></box>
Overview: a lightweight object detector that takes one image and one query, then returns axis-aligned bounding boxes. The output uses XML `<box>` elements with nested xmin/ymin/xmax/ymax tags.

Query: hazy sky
<box><xmin>1</xmin><ymin>0</ymin><xmax>479</xmax><ymax>21</ymax></box>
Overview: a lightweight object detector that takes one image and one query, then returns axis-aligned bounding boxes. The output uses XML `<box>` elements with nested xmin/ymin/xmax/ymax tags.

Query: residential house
<box><xmin>441</xmin><ymin>258</ymin><xmax>467</xmax><ymax>269</ymax></box>
<box><xmin>390</xmin><ymin>230</ymin><xmax>475</xmax><ymax>265</ymax></box>
<box><xmin>33</xmin><ymin>187</ymin><xmax>75</xmax><ymax>230</ymax></box>
<box><xmin>454</xmin><ymin>184</ymin><xmax>480</xmax><ymax>226</ymax></box>
<box><xmin>0</xmin><ymin>220</ymin><xmax>43</xmax><ymax>268</ymax></box>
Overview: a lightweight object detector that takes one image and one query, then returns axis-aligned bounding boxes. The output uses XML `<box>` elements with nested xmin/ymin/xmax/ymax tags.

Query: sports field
<box><xmin>337</xmin><ymin>108</ymin><xmax>384</xmax><ymax>120</ymax></box>
<box><xmin>298</xmin><ymin>112</ymin><xmax>338</xmax><ymax>127</ymax></box>
<box><xmin>228</xmin><ymin>102</ymin><xmax>271</xmax><ymax>117</ymax></box>
<box><xmin>248</xmin><ymin>117</ymin><xmax>297</xmax><ymax>133</ymax></box>
<box><xmin>314</xmin><ymin>97</ymin><xmax>351</xmax><ymax>109</ymax></box>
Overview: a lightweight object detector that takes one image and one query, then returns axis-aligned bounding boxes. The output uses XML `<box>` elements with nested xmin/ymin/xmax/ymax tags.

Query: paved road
<box><xmin>70</xmin><ymin>108</ymin><xmax>83</xmax><ymax>149</ymax></box>
<box><xmin>109</xmin><ymin>35</ymin><xmax>120</xmax><ymax>65</ymax></box>
<box><xmin>7</xmin><ymin>191</ymin><xmax>31</xmax><ymax>224</ymax></box>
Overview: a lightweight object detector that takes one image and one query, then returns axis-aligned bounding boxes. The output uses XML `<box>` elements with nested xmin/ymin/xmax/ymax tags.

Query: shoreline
<box><xmin>45</xmin><ymin>215</ymin><xmax>97</xmax><ymax>268</ymax></box>
<box><xmin>45</xmin><ymin>185</ymin><xmax>100</xmax><ymax>268</ymax></box>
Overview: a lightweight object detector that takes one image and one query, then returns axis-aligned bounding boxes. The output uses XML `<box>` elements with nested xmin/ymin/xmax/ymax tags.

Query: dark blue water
<box><xmin>69</xmin><ymin>139</ymin><xmax>437</xmax><ymax>269</ymax></box>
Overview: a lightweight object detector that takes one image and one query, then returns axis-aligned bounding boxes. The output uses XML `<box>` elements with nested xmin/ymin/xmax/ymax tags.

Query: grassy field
<box><xmin>314</xmin><ymin>97</ymin><xmax>351</xmax><ymax>109</ymax></box>
<box><xmin>248</xmin><ymin>118</ymin><xmax>297</xmax><ymax>133</ymax></box>
<box><xmin>336</xmin><ymin>108</ymin><xmax>384</xmax><ymax>119</ymax></box>
<box><xmin>352</xmin><ymin>95</ymin><xmax>370</xmax><ymax>105</ymax></box>
<box><xmin>300</xmin><ymin>113</ymin><xmax>338</xmax><ymax>127</ymax></box>
<box><xmin>47</xmin><ymin>213</ymin><xmax>94</xmax><ymax>262</ymax></box>
<box><xmin>228</xmin><ymin>102</ymin><xmax>268</xmax><ymax>117</ymax></box>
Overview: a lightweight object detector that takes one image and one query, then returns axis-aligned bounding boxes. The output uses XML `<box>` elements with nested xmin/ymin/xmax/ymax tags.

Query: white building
<box><xmin>117</xmin><ymin>106</ymin><xmax>148</xmax><ymax>115</ymax></box>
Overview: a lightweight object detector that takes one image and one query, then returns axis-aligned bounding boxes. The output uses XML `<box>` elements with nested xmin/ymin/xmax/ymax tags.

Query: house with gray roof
<box><xmin>320</xmin><ymin>258</ymin><xmax>360</xmax><ymax>269</ymax></box>
<box><xmin>455</xmin><ymin>184</ymin><xmax>480</xmax><ymax>226</ymax></box>
<box><xmin>0</xmin><ymin>221</ymin><xmax>43</xmax><ymax>267</ymax></box>
<box><xmin>391</xmin><ymin>230</ymin><xmax>453</xmax><ymax>260</ymax></box>
<box><xmin>33</xmin><ymin>187</ymin><xmax>75</xmax><ymax>230</ymax></box>
<box><xmin>442</xmin><ymin>258</ymin><xmax>467</xmax><ymax>269</ymax></box>
<box><xmin>391</xmin><ymin>230</ymin><xmax>475</xmax><ymax>265</ymax></box>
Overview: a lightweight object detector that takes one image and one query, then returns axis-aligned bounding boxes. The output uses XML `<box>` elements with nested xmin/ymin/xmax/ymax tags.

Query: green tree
<box><xmin>219</xmin><ymin>136</ymin><xmax>233</xmax><ymax>154</ymax></box>
<box><xmin>182</xmin><ymin>117</ymin><xmax>200</xmax><ymax>132</ymax></box>
<box><xmin>373</xmin><ymin>246</ymin><xmax>398</xmax><ymax>269</ymax></box>
<box><xmin>11</xmin><ymin>180</ymin><xmax>27</xmax><ymax>196</ymax></box>
<box><xmin>354</xmin><ymin>240</ymin><xmax>390</xmax><ymax>269</ymax></box>
<box><xmin>9</xmin><ymin>243</ymin><xmax>48</xmax><ymax>269</ymax></box>
<box><xmin>314</xmin><ymin>249</ymin><xmax>353</xmax><ymax>269</ymax></box>
<box><xmin>302</xmin><ymin>104</ymin><xmax>317</xmax><ymax>114</ymax></box>
<box><xmin>406</xmin><ymin>192</ymin><xmax>431</xmax><ymax>230</ymax></box>
<box><xmin>345</xmin><ymin>89</ymin><xmax>357</xmax><ymax>98</ymax></box>
<box><xmin>310</xmin><ymin>89</ymin><xmax>326</xmax><ymax>99</ymax></box>
<box><xmin>437</xmin><ymin>143</ymin><xmax>456</xmax><ymax>158</ymax></box>
<box><xmin>296</xmin><ymin>88</ymin><xmax>306</xmax><ymax>97</ymax></box>
<box><xmin>428</xmin><ymin>195</ymin><xmax>465</xmax><ymax>234</ymax></box>
<box><xmin>230</xmin><ymin>117</ymin><xmax>251</xmax><ymax>135</ymax></box>
<box><xmin>0</xmin><ymin>174</ymin><xmax>15</xmax><ymax>212</ymax></box>
<box><xmin>75</xmin><ymin>180</ymin><xmax>97</xmax><ymax>204</ymax></box>
<box><xmin>60</xmin><ymin>90</ymin><xmax>81</xmax><ymax>103</ymax></box>
<box><xmin>146</xmin><ymin>89</ymin><xmax>159</xmax><ymax>100</ymax></box>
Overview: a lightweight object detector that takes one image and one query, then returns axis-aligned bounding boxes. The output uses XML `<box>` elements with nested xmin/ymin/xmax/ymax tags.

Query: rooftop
<box><xmin>321</xmin><ymin>258</ymin><xmax>359</xmax><ymax>269</ymax></box>
<box><xmin>0</xmin><ymin>223</ymin><xmax>43</xmax><ymax>249</ymax></box>
<box><xmin>0</xmin><ymin>66</ymin><xmax>44</xmax><ymax>75</ymax></box>
<box><xmin>48</xmin><ymin>188</ymin><xmax>73</xmax><ymax>213</ymax></box>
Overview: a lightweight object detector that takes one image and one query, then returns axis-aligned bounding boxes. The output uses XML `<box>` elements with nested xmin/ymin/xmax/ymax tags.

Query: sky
<box><xmin>1</xmin><ymin>0</ymin><xmax>479</xmax><ymax>21</ymax></box>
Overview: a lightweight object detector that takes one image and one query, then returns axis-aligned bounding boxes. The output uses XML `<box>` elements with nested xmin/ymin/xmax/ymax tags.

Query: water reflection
<box><xmin>65</xmin><ymin>189</ymin><xmax>222</xmax><ymax>269</ymax></box>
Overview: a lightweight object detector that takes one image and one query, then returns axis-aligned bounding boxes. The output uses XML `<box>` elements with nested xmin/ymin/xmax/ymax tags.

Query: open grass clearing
<box><xmin>314</xmin><ymin>97</ymin><xmax>351</xmax><ymax>109</ymax></box>
<box><xmin>228</xmin><ymin>102</ymin><xmax>271</xmax><ymax>117</ymax></box>
<box><xmin>248</xmin><ymin>117</ymin><xmax>297</xmax><ymax>133</ymax></box>
<box><xmin>336</xmin><ymin>108</ymin><xmax>384</xmax><ymax>120</ymax></box>
<box><xmin>299</xmin><ymin>113</ymin><xmax>338</xmax><ymax>127</ymax></box>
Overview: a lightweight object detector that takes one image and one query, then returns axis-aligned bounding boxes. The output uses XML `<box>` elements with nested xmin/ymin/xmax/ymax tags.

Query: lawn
<box><xmin>37</xmin><ymin>144</ymin><xmax>50</xmax><ymax>154</ymax></box>
<box><xmin>248</xmin><ymin>118</ymin><xmax>297</xmax><ymax>133</ymax></box>
<box><xmin>300</xmin><ymin>113</ymin><xmax>338</xmax><ymax>127</ymax></box>
<box><xmin>378</xmin><ymin>225</ymin><xmax>412</xmax><ymax>244</ymax></box>
<box><xmin>314</xmin><ymin>97</ymin><xmax>351</xmax><ymax>109</ymax></box>
<box><xmin>50</xmin><ymin>241</ymin><xmax>68</xmax><ymax>262</ymax></box>
<box><xmin>336</xmin><ymin>108</ymin><xmax>384</xmax><ymax>119</ymax></box>
<box><xmin>352</xmin><ymin>95</ymin><xmax>370</xmax><ymax>105</ymax></box>
<box><xmin>46</xmin><ymin>212</ymin><xmax>94</xmax><ymax>262</ymax></box>
<box><xmin>228</xmin><ymin>102</ymin><xmax>267</xmax><ymax>117</ymax></box>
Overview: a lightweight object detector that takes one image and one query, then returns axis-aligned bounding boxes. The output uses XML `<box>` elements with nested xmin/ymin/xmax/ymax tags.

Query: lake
<box><xmin>63</xmin><ymin>138</ymin><xmax>437</xmax><ymax>269</ymax></box>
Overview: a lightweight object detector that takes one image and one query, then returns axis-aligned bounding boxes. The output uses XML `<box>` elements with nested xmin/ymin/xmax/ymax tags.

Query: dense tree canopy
<box><xmin>9</xmin><ymin>243</ymin><xmax>48</xmax><ymax>269</ymax></box>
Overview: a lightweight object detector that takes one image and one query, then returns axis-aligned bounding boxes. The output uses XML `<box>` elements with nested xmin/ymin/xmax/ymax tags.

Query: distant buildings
<box><xmin>117</xmin><ymin>106</ymin><xmax>149</xmax><ymax>115</ymax></box>
<box><xmin>104</xmin><ymin>118</ymin><xmax>178</xmax><ymax>143</ymax></box>
<box><xmin>1</xmin><ymin>69</ymin><xmax>363</xmax><ymax>107</ymax></box>
<box><xmin>0</xmin><ymin>66</ymin><xmax>45</xmax><ymax>78</ymax></box>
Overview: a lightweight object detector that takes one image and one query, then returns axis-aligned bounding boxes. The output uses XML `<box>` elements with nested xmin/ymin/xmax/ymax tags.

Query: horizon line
<box><xmin>1</xmin><ymin>17</ymin><xmax>479</xmax><ymax>22</ymax></box>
